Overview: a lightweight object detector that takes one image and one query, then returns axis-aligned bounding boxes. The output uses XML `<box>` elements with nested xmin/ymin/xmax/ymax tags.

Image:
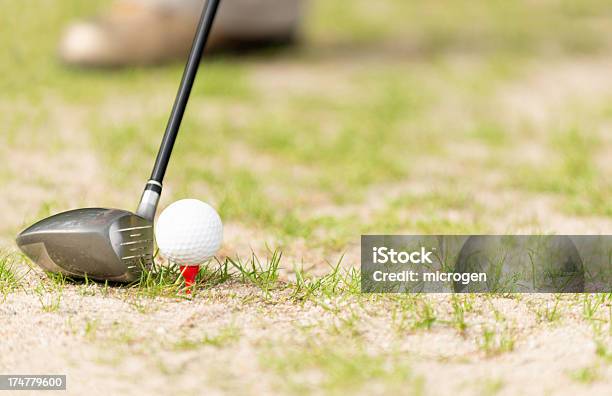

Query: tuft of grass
<box><xmin>450</xmin><ymin>294</ymin><xmax>468</xmax><ymax>334</ymax></box>
<box><xmin>133</xmin><ymin>264</ymin><xmax>184</xmax><ymax>298</ymax></box>
<box><xmin>534</xmin><ymin>296</ymin><xmax>562</xmax><ymax>324</ymax></box>
<box><xmin>173</xmin><ymin>325</ymin><xmax>241</xmax><ymax>350</ymax></box>
<box><xmin>126</xmin><ymin>297</ymin><xmax>161</xmax><ymax>314</ymax></box>
<box><xmin>228</xmin><ymin>249</ymin><xmax>282</xmax><ymax>299</ymax></box>
<box><xmin>0</xmin><ymin>253</ymin><xmax>24</xmax><ymax>296</ymax></box>
<box><xmin>84</xmin><ymin>319</ymin><xmax>100</xmax><ymax>341</ymax></box>
<box><xmin>265</xmin><ymin>340</ymin><xmax>423</xmax><ymax>396</ymax></box>
<box><xmin>30</xmin><ymin>271</ymin><xmax>69</xmax><ymax>312</ymax></box>
<box><xmin>391</xmin><ymin>296</ymin><xmax>418</xmax><ymax>333</ymax></box>
<box><xmin>582</xmin><ymin>294</ymin><xmax>606</xmax><ymax>322</ymax></box>
<box><xmin>569</xmin><ymin>365</ymin><xmax>600</xmax><ymax>384</ymax></box>
<box><xmin>413</xmin><ymin>298</ymin><xmax>437</xmax><ymax>331</ymax></box>
<box><xmin>291</xmin><ymin>257</ymin><xmax>360</xmax><ymax>302</ymax></box>
<box><xmin>34</xmin><ymin>285</ymin><xmax>62</xmax><ymax>313</ymax></box>
<box><xmin>478</xmin><ymin>324</ymin><xmax>515</xmax><ymax>357</ymax></box>
<box><xmin>392</xmin><ymin>296</ymin><xmax>437</xmax><ymax>333</ymax></box>
<box><xmin>194</xmin><ymin>259</ymin><xmax>233</xmax><ymax>288</ymax></box>
<box><xmin>594</xmin><ymin>340</ymin><xmax>612</xmax><ymax>362</ymax></box>
<box><xmin>77</xmin><ymin>274</ymin><xmax>98</xmax><ymax>297</ymax></box>
<box><xmin>133</xmin><ymin>258</ymin><xmax>233</xmax><ymax>298</ymax></box>
<box><xmin>131</xmin><ymin>251</ymin><xmax>290</xmax><ymax>300</ymax></box>
<box><xmin>478</xmin><ymin>378</ymin><xmax>505</xmax><ymax>396</ymax></box>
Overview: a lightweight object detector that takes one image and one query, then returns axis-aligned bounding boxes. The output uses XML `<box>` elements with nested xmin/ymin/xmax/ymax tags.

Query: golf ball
<box><xmin>155</xmin><ymin>199</ymin><xmax>223</xmax><ymax>265</ymax></box>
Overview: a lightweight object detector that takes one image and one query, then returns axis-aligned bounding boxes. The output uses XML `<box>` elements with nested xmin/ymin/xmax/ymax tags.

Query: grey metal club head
<box><xmin>15</xmin><ymin>0</ymin><xmax>221</xmax><ymax>282</ymax></box>
<box><xmin>16</xmin><ymin>209</ymin><xmax>154</xmax><ymax>282</ymax></box>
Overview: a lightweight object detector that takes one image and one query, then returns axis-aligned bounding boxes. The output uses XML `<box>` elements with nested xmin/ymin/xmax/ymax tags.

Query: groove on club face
<box><xmin>115</xmin><ymin>222</ymin><xmax>154</xmax><ymax>273</ymax></box>
<box><xmin>16</xmin><ymin>208</ymin><xmax>154</xmax><ymax>282</ymax></box>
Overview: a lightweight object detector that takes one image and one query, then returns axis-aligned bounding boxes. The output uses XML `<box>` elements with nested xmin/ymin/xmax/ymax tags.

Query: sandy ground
<box><xmin>1</xmin><ymin>285</ymin><xmax>611</xmax><ymax>395</ymax></box>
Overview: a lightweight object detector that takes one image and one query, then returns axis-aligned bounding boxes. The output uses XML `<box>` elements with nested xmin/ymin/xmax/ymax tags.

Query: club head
<box><xmin>16</xmin><ymin>208</ymin><xmax>154</xmax><ymax>282</ymax></box>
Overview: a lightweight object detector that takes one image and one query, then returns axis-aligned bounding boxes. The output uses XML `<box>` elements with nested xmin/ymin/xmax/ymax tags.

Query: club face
<box><xmin>16</xmin><ymin>208</ymin><xmax>154</xmax><ymax>282</ymax></box>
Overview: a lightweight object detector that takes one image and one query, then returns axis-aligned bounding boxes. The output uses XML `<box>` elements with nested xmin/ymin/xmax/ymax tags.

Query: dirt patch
<box><xmin>1</xmin><ymin>288</ymin><xmax>610</xmax><ymax>395</ymax></box>
<box><xmin>498</xmin><ymin>57</ymin><xmax>612</xmax><ymax>128</ymax></box>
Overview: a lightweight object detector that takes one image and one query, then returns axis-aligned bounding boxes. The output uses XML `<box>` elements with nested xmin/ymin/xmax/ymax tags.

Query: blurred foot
<box><xmin>59</xmin><ymin>0</ymin><xmax>304</xmax><ymax>67</ymax></box>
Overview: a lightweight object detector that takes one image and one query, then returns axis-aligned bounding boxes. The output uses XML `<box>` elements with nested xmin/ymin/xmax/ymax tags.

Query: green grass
<box><xmin>570</xmin><ymin>365</ymin><xmax>601</xmax><ymax>384</ymax></box>
<box><xmin>513</xmin><ymin>127</ymin><xmax>612</xmax><ymax>217</ymax></box>
<box><xmin>0</xmin><ymin>253</ymin><xmax>24</xmax><ymax>297</ymax></box>
<box><xmin>3</xmin><ymin>1</ymin><xmax>612</xmax><ymax>393</ymax></box>
<box><xmin>265</xmin><ymin>339</ymin><xmax>423</xmax><ymax>395</ymax></box>
<box><xmin>173</xmin><ymin>325</ymin><xmax>241</xmax><ymax>350</ymax></box>
<box><xmin>477</xmin><ymin>378</ymin><xmax>505</xmax><ymax>396</ymax></box>
<box><xmin>4</xmin><ymin>0</ymin><xmax>612</xmax><ymax>245</ymax></box>
<box><xmin>84</xmin><ymin>318</ymin><xmax>101</xmax><ymax>341</ymax></box>
<box><xmin>229</xmin><ymin>249</ymin><xmax>282</xmax><ymax>299</ymax></box>
<box><xmin>308</xmin><ymin>0</ymin><xmax>612</xmax><ymax>54</ymax></box>
<box><xmin>534</xmin><ymin>296</ymin><xmax>562</xmax><ymax>324</ymax></box>
<box><xmin>479</xmin><ymin>325</ymin><xmax>515</xmax><ymax>356</ymax></box>
<box><xmin>450</xmin><ymin>294</ymin><xmax>469</xmax><ymax>333</ymax></box>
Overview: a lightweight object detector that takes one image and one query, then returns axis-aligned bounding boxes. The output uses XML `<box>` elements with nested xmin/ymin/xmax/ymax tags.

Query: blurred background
<box><xmin>2</xmin><ymin>0</ymin><xmax>612</xmax><ymax>269</ymax></box>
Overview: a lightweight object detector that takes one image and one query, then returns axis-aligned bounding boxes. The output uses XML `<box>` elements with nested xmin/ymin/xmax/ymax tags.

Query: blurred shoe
<box><xmin>59</xmin><ymin>0</ymin><xmax>304</xmax><ymax>67</ymax></box>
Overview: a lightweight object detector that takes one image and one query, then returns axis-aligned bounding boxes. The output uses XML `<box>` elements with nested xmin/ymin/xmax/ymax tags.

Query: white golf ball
<box><xmin>155</xmin><ymin>199</ymin><xmax>223</xmax><ymax>265</ymax></box>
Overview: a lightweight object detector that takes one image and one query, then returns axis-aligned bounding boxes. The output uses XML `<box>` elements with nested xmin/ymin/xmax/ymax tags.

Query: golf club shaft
<box><xmin>137</xmin><ymin>0</ymin><xmax>221</xmax><ymax>220</ymax></box>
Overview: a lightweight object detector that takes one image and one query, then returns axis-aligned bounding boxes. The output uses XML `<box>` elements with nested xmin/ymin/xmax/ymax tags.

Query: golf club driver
<box><xmin>16</xmin><ymin>0</ymin><xmax>222</xmax><ymax>282</ymax></box>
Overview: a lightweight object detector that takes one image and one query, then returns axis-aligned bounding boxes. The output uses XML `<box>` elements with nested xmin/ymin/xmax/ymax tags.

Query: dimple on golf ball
<box><xmin>155</xmin><ymin>199</ymin><xmax>223</xmax><ymax>265</ymax></box>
